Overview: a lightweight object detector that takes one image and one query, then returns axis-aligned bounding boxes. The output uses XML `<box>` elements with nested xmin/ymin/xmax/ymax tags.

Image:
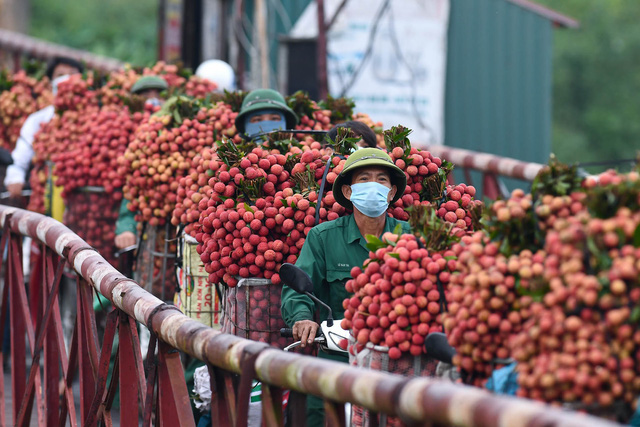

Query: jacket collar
<box><xmin>346</xmin><ymin>214</ymin><xmax>362</xmax><ymax>244</ymax></box>
<box><xmin>346</xmin><ymin>214</ymin><xmax>393</xmax><ymax>245</ymax></box>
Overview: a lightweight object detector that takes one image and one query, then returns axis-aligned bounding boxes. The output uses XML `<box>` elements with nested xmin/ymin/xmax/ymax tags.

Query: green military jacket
<box><xmin>115</xmin><ymin>198</ymin><xmax>137</xmax><ymax>235</ymax></box>
<box><xmin>280</xmin><ymin>214</ymin><xmax>410</xmax><ymax>359</ymax></box>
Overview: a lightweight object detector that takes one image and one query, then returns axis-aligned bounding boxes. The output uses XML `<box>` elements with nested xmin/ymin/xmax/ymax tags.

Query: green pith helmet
<box><xmin>333</xmin><ymin>148</ymin><xmax>407</xmax><ymax>210</ymax></box>
<box><xmin>131</xmin><ymin>75</ymin><xmax>168</xmax><ymax>94</ymax></box>
<box><xmin>235</xmin><ymin>88</ymin><xmax>298</xmax><ymax>134</ymax></box>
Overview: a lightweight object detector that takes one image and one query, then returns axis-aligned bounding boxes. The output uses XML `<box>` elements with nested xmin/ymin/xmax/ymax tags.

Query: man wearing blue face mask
<box><xmin>280</xmin><ymin>148</ymin><xmax>410</xmax><ymax>427</ymax></box>
<box><xmin>5</xmin><ymin>56</ymin><xmax>84</xmax><ymax>199</ymax></box>
<box><xmin>235</xmin><ymin>88</ymin><xmax>298</xmax><ymax>141</ymax></box>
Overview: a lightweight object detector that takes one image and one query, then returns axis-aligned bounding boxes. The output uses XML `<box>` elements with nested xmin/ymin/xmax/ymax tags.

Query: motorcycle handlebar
<box><xmin>280</xmin><ymin>328</ymin><xmax>294</xmax><ymax>338</ymax></box>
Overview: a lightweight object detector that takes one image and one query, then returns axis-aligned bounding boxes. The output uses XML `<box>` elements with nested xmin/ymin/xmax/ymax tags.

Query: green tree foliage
<box><xmin>535</xmin><ymin>0</ymin><xmax>640</xmax><ymax>167</ymax></box>
<box><xmin>29</xmin><ymin>0</ymin><xmax>158</xmax><ymax>66</ymax></box>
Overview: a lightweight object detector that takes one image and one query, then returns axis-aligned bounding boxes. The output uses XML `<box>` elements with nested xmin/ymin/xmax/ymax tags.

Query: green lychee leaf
<box><xmin>633</xmin><ymin>224</ymin><xmax>640</xmax><ymax>248</ymax></box>
<box><xmin>365</xmin><ymin>235</ymin><xmax>387</xmax><ymax>253</ymax></box>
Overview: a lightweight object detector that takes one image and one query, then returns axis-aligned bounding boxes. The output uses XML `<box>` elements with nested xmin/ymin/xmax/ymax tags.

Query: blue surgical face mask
<box><xmin>245</xmin><ymin>119</ymin><xmax>286</xmax><ymax>140</ymax></box>
<box><xmin>349</xmin><ymin>182</ymin><xmax>391</xmax><ymax>218</ymax></box>
<box><xmin>145</xmin><ymin>97</ymin><xmax>163</xmax><ymax>107</ymax></box>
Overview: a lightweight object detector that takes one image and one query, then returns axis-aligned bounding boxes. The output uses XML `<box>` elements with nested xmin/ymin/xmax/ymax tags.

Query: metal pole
<box><xmin>255</xmin><ymin>0</ymin><xmax>269</xmax><ymax>87</ymax></box>
<box><xmin>158</xmin><ymin>0</ymin><xmax>166</xmax><ymax>61</ymax></box>
<box><xmin>160</xmin><ymin>221</ymin><xmax>170</xmax><ymax>302</ymax></box>
<box><xmin>316</xmin><ymin>0</ymin><xmax>328</xmax><ymax>99</ymax></box>
<box><xmin>234</xmin><ymin>0</ymin><xmax>245</xmax><ymax>90</ymax></box>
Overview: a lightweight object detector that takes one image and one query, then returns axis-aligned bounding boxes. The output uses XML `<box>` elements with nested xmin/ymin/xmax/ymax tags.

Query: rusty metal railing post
<box><xmin>157</xmin><ymin>340</ymin><xmax>194</xmax><ymax>426</ymax></box>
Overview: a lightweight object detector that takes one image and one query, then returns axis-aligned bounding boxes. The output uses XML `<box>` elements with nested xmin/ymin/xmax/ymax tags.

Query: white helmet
<box><xmin>195</xmin><ymin>59</ymin><xmax>236</xmax><ymax>92</ymax></box>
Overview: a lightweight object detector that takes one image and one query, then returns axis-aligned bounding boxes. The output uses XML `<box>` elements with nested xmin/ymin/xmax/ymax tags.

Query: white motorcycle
<box><xmin>278</xmin><ymin>263</ymin><xmax>350</xmax><ymax>354</ymax></box>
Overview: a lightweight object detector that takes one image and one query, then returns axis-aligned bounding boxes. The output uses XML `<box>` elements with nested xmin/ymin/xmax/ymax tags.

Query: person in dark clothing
<box><xmin>326</xmin><ymin>120</ymin><xmax>379</xmax><ymax>149</ymax></box>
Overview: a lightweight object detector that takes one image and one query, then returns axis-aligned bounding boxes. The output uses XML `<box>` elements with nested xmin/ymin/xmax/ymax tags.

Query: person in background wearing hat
<box><xmin>130</xmin><ymin>75</ymin><xmax>169</xmax><ymax>107</ymax></box>
<box><xmin>235</xmin><ymin>88</ymin><xmax>298</xmax><ymax>141</ymax></box>
<box><xmin>326</xmin><ymin>120</ymin><xmax>379</xmax><ymax>150</ymax></box>
<box><xmin>5</xmin><ymin>56</ymin><xmax>84</xmax><ymax>199</ymax></box>
<box><xmin>195</xmin><ymin>59</ymin><xmax>236</xmax><ymax>93</ymax></box>
<box><xmin>114</xmin><ymin>75</ymin><xmax>170</xmax><ymax>250</ymax></box>
<box><xmin>280</xmin><ymin>148</ymin><xmax>410</xmax><ymax>427</ymax></box>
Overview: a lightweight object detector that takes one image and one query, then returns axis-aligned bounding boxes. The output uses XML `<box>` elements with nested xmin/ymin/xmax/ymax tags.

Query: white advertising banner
<box><xmin>326</xmin><ymin>0</ymin><xmax>450</xmax><ymax>146</ymax></box>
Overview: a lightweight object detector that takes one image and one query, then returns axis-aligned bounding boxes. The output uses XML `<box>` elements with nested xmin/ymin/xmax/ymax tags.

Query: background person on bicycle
<box><xmin>280</xmin><ymin>147</ymin><xmax>410</xmax><ymax>426</ymax></box>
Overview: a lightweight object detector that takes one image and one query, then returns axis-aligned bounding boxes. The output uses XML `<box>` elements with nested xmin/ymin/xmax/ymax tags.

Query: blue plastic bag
<box><xmin>486</xmin><ymin>363</ymin><xmax>519</xmax><ymax>396</ymax></box>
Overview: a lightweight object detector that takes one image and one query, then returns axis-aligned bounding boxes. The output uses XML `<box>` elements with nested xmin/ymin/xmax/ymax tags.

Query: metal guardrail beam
<box><xmin>0</xmin><ymin>204</ymin><xmax>618</xmax><ymax>426</ymax></box>
<box><xmin>426</xmin><ymin>145</ymin><xmax>545</xmax><ymax>182</ymax></box>
<box><xmin>0</xmin><ymin>28</ymin><xmax>124</xmax><ymax>71</ymax></box>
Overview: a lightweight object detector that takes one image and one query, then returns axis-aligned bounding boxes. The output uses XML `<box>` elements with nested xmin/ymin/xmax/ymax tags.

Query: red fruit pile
<box><xmin>26</xmin><ymin>164</ymin><xmax>48</xmax><ymax>214</ymax></box>
<box><xmin>383</xmin><ymin>126</ymin><xmax>472</xmax><ymax>222</ymax></box>
<box><xmin>436</xmin><ymin>161</ymin><xmax>640</xmax><ymax>420</ymax></box>
<box><xmin>63</xmin><ymin>189</ymin><xmax>122</xmax><ymax>266</ymax></box>
<box><xmin>52</xmin><ymin>106</ymin><xmax>153</xmax><ymax>195</ymax></box>
<box><xmin>28</xmin><ymin>109</ymin><xmax>88</xmax><ymax>214</ymax></box>
<box><xmin>53</xmin><ymin>74</ymin><xmax>99</xmax><ymax>112</ymax></box>
<box><xmin>286</xmin><ymin>91</ymin><xmax>338</xmax><ymax>135</ymax></box>
<box><xmin>143</xmin><ymin>61</ymin><xmax>186</xmax><ymax>89</ymax></box>
<box><xmin>98</xmin><ymin>68</ymin><xmax>140</xmax><ymax>105</ymax></box>
<box><xmin>183</xmin><ymin>75</ymin><xmax>218</xmax><ymax>98</ymax></box>
<box><xmin>171</xmin><ymin>146</ymin><xmax>217</xmax><ymax>235</ymax></box>
<box><xmin>444</xmin><ymin>231</ymin><xmax>544</xmax><ymax>386</ymax></box>
<box><xmin>0</xmin><ymin>70</ymin><xmax>52</xmax><ymax>150</ymax></box>
<box><xmin>509</xmin><ymin>194</ymin><xmax>640</xmax><ymax>413</ymax></box>
<box><xmin>341</xmin><ymin>232</ymin><xmax>453</xmax><ymax>360</ymax></box>
<box><xmin>119</xmin><ymin>103</ymin><xmax>226</xmax><ymax>226</ymax></box>
<box><xmin>194</xmin><ymin>142</ymin><xmax>347</xmax><ymax>287</ymax></box>
<box><xmin>436</xmin><ymin>183</ymin><xmax>482</xmax><ymax>235</ymax></box>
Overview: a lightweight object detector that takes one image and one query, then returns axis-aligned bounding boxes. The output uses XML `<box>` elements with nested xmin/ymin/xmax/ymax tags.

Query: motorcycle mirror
<box><xmin>424</xmin><ymin>332</ymin><xmax>456</xmax><ymax>364</ymax></box>
<box><xmin>279</xmin><ymin>263</ymin><xmax>314</xmax><ymax>295</ymax></box>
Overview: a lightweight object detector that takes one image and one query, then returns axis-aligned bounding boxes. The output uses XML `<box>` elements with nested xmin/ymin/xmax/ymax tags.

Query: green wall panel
<box><xmin>445</xmin><ymin>0</ymin><xmax>552</xmax><ymax>166</ymax></box>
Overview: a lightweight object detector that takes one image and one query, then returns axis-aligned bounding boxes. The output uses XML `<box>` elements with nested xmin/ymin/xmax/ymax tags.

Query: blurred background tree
<box><xmin>536</xmin><ymin>0</ymin><xmax>640</xmax><ymax>168</ymax></box>
<box><xmin>29</xmin><ymin>0</ymin><xmax>158</xmax><ymax>66</ymax></box>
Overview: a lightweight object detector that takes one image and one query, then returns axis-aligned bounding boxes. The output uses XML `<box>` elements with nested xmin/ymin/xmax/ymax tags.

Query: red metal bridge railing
<box><xmin>0</xmin><ymin>205</ymin><xmax>616</xmax><ymax>426</ymax></box>
<box><xmin>426</xmin><ymin>145</ymin><xmax>546</xmax><ymax>199</ymax></box>
<box><xmin>0</xmin><ymin>28</ymin><xmax>124</xmax><ymax>72</ymax></box>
